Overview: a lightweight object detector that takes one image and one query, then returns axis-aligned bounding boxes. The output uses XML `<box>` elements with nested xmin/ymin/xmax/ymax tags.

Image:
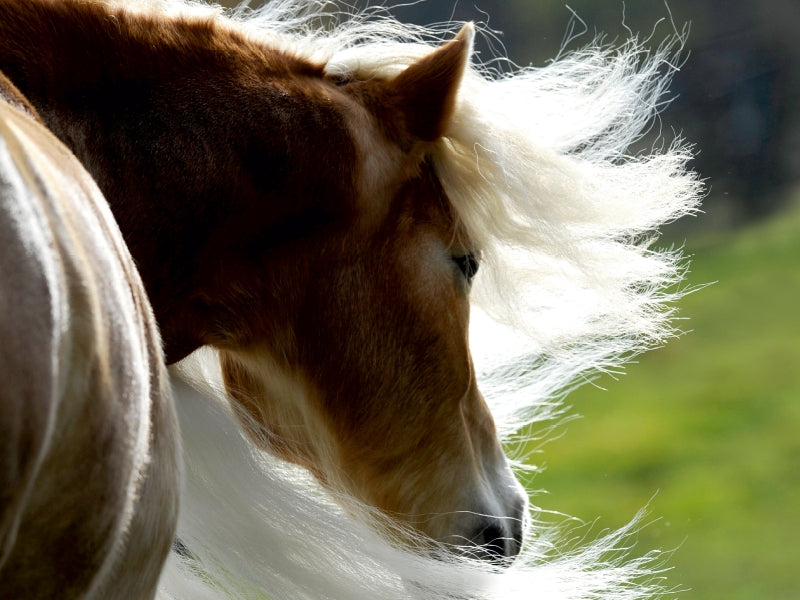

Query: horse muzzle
<box><xmin>465</xmin><ymin>511</ymin><xmax>526</xmax><ymax>564</ymax></box>
<box><xmin>441</xmin><ymin>475</ymin><xmax>528</xmax><ymax>565</ymax></box>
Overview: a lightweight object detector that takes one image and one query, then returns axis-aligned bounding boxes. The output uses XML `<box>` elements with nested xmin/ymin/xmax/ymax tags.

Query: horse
<box><xmin>0</xmin><ymin>1</ymin><xmax>702</xmax><ymax>599</ymax></box>
<box><xmin>0</xmin><ymin>73</ymin><xmax>179</xmax><ymax>599</ymax></box>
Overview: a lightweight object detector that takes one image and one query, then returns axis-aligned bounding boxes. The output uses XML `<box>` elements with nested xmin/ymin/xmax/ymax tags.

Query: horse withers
<box><xmin>0</xmin><ymin>73</ymin><xmax>179</xmax><ymax>599</ymax></box>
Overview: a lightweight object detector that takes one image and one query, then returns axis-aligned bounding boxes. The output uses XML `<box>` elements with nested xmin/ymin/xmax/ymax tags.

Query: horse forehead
<box><xmin>342</xmin><ymin>124</ymin><xmax>454</xmax><ymax>233</ymax></box>
<box><xmin>319</xmin><ymin>87</ymin><xmax>410</xmax><ymax>221</ymax></box>
<box><xmin>331</xmin><ymin>89</ymin><xmax>456</xmax><ymax>229</ymax></box>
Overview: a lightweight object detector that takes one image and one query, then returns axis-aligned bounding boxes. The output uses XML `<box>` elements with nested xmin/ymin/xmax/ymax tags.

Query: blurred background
<box><xmin>226</xmin><ymin>1</ymin><xmax>800</xmax><ymax>598</ymax></box>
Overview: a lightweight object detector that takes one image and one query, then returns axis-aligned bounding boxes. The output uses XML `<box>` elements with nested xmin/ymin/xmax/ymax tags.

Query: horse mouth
<box><xmin>463</xmin><ymin>516</ymin><xmax>525</xmax><ymax>564</ymax></box>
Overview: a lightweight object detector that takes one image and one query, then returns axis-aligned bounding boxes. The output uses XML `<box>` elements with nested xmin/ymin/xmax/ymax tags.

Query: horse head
<box><xmin>214</xmin><ymin>26</ymin><xmax>527</xmax><ymax>560</ymax></box>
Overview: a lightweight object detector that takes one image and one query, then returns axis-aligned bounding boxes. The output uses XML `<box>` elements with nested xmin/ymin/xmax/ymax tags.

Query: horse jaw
<box><xmin>219</xmin><ymin>346</ymin><xmax>526</xmax><ymax>561</ymax></box>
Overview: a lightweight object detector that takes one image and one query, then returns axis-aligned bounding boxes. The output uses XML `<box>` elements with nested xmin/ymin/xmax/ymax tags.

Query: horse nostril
<box><xmin>479</xmin><ymin>522</ymin><xmax>507</xmax><ymax>560</ymax></box>
<box><xmin>469</xmin><ymin>518</ymin><xmax>523</xmax><ymax>564</ymax></box>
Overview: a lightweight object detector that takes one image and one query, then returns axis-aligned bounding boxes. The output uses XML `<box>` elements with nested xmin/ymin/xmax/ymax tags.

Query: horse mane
<box><xmin>83</xmin><ymin>1</ymin><xmax>702</xmax><ymax>598</ymax></box>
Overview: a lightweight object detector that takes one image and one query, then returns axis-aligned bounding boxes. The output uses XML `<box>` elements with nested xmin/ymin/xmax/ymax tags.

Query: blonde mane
<box><xmin>103</xmin><ymin>1</ymin><xmax>705</xmax><ymax>598</ymax></box>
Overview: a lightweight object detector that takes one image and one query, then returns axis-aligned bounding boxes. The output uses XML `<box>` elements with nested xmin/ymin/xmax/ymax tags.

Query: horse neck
<box><xmin>0</xmin><ymin>0</ymin><xmax>335</xmax><ymax>362</ymax></box>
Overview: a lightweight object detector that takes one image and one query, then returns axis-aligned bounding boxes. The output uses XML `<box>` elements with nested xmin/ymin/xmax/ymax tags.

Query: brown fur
<box><xmin>0</xmin><ymin>0</ymin><xmax>524</xmax><ymax>554</ymax></box>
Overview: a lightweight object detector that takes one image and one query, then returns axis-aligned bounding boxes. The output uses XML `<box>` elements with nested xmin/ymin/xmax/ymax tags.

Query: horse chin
<box><xmin>347</xmin><ymin>450</ymin><xmax>528</xmax><ymax>565</ymax></box>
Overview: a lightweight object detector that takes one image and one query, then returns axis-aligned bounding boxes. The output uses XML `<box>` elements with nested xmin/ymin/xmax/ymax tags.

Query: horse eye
<box><xmin>452</xmin><ymin>253</ymin><xmax>479</xmax><ymax>283</ymax></box>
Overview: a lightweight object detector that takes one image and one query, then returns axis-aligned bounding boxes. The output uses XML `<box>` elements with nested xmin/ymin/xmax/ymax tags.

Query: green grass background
<box><xmin>518</xmin><ymin>192</ymin><xmax>800</xmax><ymax>598</ymax></box>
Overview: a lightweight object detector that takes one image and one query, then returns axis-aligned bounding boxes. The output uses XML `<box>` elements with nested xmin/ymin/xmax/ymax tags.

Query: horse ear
<box><xmin>386</xmin><ymin>23</ymin><xmax>474</xmax><ymax>145</ymax></box>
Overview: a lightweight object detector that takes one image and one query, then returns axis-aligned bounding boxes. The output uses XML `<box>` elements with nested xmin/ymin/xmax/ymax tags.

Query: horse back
<box><xmin>0</xmin><ymin>73</ymin><xmax>179</xmax><ymax>599</ymax></box>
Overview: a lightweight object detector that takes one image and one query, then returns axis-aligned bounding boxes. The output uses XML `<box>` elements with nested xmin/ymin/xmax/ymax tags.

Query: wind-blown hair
<box><xmin>151</xmin><ymin>1</ymin><xmax>701</xmax><ymax>598</ymax></box>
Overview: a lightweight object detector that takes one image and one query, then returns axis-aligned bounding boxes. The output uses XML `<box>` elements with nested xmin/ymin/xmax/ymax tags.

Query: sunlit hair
<box><xmin>131</xmin><ymin>0</ymin><xmax>704</xmax><ymax>598</ymax></box>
